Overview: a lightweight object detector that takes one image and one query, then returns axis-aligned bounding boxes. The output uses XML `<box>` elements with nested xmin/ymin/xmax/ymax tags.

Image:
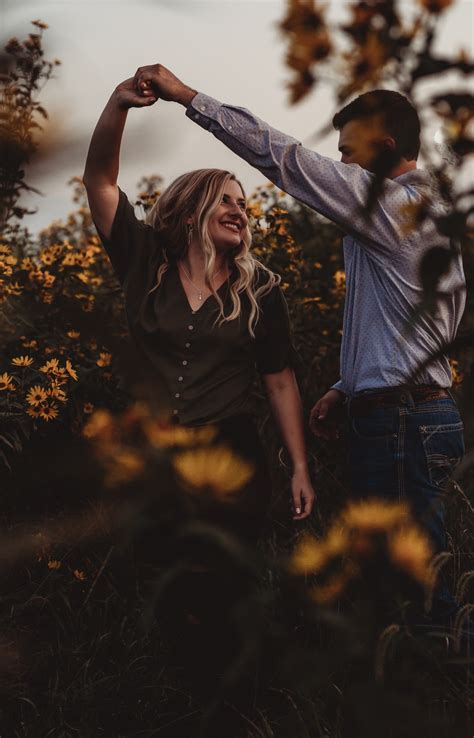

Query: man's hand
<box><xmin>309</xmin><ymin>389</ymin><xmax>345</xmax><ymax>440</ymax></box>
<box><xmin>133</xmin><ymin>64</ymin><xmax>197</xmax><ymax>107</ymax></box>
<box><xmin>113</xmin><ymin>77</ymin><xmax>158</xmax><ymax>110</ymax></box>
<box><xmin>291</xmin><ymin>467</ymin><xmax>315</xmax><ymax>520</ymax></box>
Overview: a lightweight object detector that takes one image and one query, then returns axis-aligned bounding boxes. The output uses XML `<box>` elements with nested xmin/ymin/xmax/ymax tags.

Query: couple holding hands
<box><xmin>83</xmin><ymin>64</ymin><xmax>465</xmax><ymax>563</ymax></box>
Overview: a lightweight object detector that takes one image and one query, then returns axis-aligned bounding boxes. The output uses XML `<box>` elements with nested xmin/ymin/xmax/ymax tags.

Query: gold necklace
<box><xmin>179</xmin><ymin>262</ymin><xmax>225</xmax><ymax>301</ymax></box>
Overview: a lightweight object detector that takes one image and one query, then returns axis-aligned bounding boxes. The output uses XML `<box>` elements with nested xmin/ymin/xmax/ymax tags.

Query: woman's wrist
<box><xmin>292</xmin><ymin>459</ymin><xmax>309</xmax><ymax>474</ymax></box>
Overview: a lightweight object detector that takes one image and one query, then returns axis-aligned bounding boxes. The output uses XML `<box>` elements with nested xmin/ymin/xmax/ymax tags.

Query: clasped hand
<box><xmin>133</xmin><ymin>64</ymin><xmax>196</xmax><ymax>107</ymax></box>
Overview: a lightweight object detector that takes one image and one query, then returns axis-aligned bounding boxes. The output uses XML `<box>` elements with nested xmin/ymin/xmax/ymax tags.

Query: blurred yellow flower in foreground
<box><xmin>73</xmin><ymin>569</ymin><xmax>87</xmax><ymax>581</ymax></box>
<box><xmin>144</xmin><ymin>420</ymin><xmax>217</xmax><ymax>448</ymax></box>
<box><xmin>105</xmin><ymin>451</ymin><xmax>145</xmax><ymax>487</ymax></box>
<box><xmin>83</xmin><ymin>409</ymin><xmax>115</xmax><ymax>440</ymax></box>
<box><xmin>310</xmin><ymin>570</ymin><xmax>356</xmax><ymax>605</ymax></box>
<box><xmin>290</xmin><ymin>499</ymin><xmax>433</xmax><ymax>605</ymax></box>
<box><xmin>11</xmin><ymin>355</ymin><xmax>34</xmax><ymax>367</ymax></box>
<box><xmin>47</xmin><ymin>559</ymin><xmax>62</xmax><ymax>570</ymax></box>
<box><xmin>340</xmin><ymin>500</ymin><xmax>410</xmax><ymax>533</ymax></box>
<box><xmin>389</xmin><ymin>526</ymin><xmax>433</xmax><ymax>585</ymax></box>
<box><xmin>174</xmin><ymin>445</ymin><xmax>254</xmax><ymax>497</ymax></box>
<box><xmin>290</xmin><ymin>528</ymin><xmax>348</xmax><ymax>575</ymax></box>
<box><xmin>0</xmin><ymin>372</ymin><xmax>15</xmax><ymax>391</ymax></box>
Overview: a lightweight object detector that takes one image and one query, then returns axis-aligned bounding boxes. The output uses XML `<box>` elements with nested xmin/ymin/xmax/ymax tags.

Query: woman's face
<box><xmin>207</xmin><ymin>179</ymin><xmax>249</xmax><ymax>253</ymax></box>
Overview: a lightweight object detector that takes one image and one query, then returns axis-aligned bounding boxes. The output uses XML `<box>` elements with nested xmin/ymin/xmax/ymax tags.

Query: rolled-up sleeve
<box><xmin>255</xmin><ymin>285</ymin><xmax>296</xmax><ymax>375</ymax></box>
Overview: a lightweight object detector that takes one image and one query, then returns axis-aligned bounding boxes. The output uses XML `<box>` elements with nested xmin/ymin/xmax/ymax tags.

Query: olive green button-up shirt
<box><xmin>97</xmin><ymin>189</ymin><xmax>294</xmax><ymax>425</ymax></box>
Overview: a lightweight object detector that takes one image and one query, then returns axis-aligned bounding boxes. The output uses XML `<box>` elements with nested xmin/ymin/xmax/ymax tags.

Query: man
<box><xmin>131</xmin><ymin>65</ymin><xmax>466</xmax><ymax>573</ymax></box>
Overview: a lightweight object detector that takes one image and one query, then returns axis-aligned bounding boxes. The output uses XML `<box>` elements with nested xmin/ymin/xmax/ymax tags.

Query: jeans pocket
<box><xmin>350</xmin><ymin>413</ymin><xmax>396</xmax><ymax>441</ymax></box>
<box><xmin>419</xmin><ymin>421</ymin><xmax>465</xmax><ymax>489</ymax></box>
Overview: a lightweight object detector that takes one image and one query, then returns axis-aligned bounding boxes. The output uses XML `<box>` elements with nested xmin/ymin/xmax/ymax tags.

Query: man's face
<box><xmin>338</xmin><ymin>116</ymin><xmax>391</xmax><ymax>171</ymax></box>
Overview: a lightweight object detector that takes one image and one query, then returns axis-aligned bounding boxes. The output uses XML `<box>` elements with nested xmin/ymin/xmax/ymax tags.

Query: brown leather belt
<box><xmin>349</xmin><ymin>386</ymin><xmax>451</xmax><ymax>417</ymax></box>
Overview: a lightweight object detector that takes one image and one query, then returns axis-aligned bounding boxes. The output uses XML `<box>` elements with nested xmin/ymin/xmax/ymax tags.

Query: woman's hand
<box><xmin>291</xmin><ymin>466</ymin><xmax>315</xmax><ymax>520</ymax></box>
<box><xmin>133</xmin><ymin>64</ymin><xmax>197</xmax><ymax>107</ymax></box>
<box><xmin>113</xmin><ymin>77</ymin><xmax>158</xmax><ymax>110</ymax></box>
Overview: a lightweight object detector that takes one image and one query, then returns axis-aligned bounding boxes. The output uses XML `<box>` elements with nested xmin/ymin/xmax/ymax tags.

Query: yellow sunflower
<box><xmin>61</xmin><ymin>254</ymin><xmax>77</xmax><ymax>267</ymax></box>
<box><xmin>40</xmin><ymin>251</ymin><xmax>56</xmax><ymax>266</ymax></box>
<box><xmin>11</xmin><ymin>355</ymin><xmax>34</xmax><ymax>367</ymax></box>
<box><xmin>39</xmin><ymin>358</ymin><xmax>60</xmax><ymax>374</ymax></box>
<box><xmin>67</xmin><ymin>330</ymin><xmax>80</xmax><ymax>339</ymax></box>
<box><xmin>6</xmin><ymin>281</ymin><xmax>23</xmax><ymax>296</ymax></box>
<box><xmin>65</xmin><ymin>360</ymin><xmax>78</xmax><ymax>381</ymax></box>
<box><xmin>97</xmin><ymin>352</ymin><xmax>112</xmax><ymax>368</ymax></box>
<box><xmin>0</xmin><ymin>372</ymin><xmax>15</xmax><ymax>391</ymax></box>
<box><xmin>39</xmin><ymin>403</ymin><xmax>59</xmax><ymax>422</ymax></box>
<box><xmin>27</xmin><ymin>407</ymin><xmax>42</xmax><ymax>419</ymax></box>
<box><xmin>26</xmin><ymin>385</ymin><xmax>48</xmax><ymax>406</ymax></box>
<box><xmin>48</xmin><ymin>385</ymin><xmax>67</xmax><ymax>403</ymax></box>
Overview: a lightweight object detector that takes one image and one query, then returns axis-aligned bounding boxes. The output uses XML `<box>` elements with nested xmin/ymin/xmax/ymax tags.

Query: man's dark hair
<box><xmin>332</xmin><ymin>90</ymin><xmax>421</xmax><ymax>161</ymax></box>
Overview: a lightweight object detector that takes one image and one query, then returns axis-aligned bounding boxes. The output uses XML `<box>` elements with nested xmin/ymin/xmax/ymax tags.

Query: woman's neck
<box><xmin>181</xmin><ymin>242</ymin><xmax>228</xmax><ymax>282</ymax></box>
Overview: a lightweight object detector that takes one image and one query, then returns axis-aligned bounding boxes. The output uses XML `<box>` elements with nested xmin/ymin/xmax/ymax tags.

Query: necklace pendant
<box><xmin>198</xmin><ymin>293</ymin><xmax>203</xmax><ymax>301</ymax></box>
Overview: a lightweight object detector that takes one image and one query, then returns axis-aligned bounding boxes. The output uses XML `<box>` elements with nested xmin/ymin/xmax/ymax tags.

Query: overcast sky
<box><xmin>2</xmin><ymin>0</ymin><xmax>473</xmax><ymax>233</ymax></box>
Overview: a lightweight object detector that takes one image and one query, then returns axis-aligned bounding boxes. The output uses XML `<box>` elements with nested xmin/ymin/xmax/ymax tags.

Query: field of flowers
<box><xmin>0</xmin><ymin>9</ymin><xmax>473</xmax><ymax>738</ymax></box>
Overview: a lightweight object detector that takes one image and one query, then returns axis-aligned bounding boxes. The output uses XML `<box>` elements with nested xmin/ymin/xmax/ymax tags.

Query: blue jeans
<box><xmin>347</xmin><ymin>393</ymin><xmax>464</xmax><ymax>553</ymax></box>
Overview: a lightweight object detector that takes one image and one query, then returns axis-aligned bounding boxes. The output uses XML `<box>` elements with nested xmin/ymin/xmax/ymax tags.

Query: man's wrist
<box><xmin>176</xmin><ymin>86</ymin><xmax>198</xmax><ymax>107</ymax></box>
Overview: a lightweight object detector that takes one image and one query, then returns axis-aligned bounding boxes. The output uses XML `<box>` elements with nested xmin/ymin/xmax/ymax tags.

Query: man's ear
<box><xmin>383</xmin><ymin>137</ymin><xmax>396</xmax><ymax>151</ymax></box>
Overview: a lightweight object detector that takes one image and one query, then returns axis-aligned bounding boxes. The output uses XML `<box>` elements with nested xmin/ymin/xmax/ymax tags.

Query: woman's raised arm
<box><xmin>83</xmin><ymin>78</ymin><xmax>156</xmax><ymax>239</ymax></box>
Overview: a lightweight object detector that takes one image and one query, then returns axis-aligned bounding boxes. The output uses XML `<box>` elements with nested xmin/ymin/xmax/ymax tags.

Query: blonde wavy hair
<box><xmin>145</xmin><ymin>168</ymin><xmax>280</xmax><ymax>337</ymax></box>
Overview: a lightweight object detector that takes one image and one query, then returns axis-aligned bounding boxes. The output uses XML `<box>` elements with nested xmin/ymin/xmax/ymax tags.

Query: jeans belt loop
<box><xmin>403</xmin><ymin>389</ymin><xmax>416</xmax><ymax>409</ymax></box>
<box><xmin>346</xmin><ymin>396</ymin><xmax>353</xmax><ymax>420</ymax></box>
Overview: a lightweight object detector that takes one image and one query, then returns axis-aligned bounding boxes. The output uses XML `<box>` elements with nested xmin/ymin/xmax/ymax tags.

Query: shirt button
<box><xmin>182</xmin><ymin>360</ymin><xmax>188</xmax><ymax>366</ymax></box>
<box><xmin>185</xmin><ymin>342</ymin><xmax>191</xmax><ymax>348</ymax></box>
<box><xmin>200</xmin><ymin>105</ymin><xmax>206</xmax><ymax>111</ymax></box>
<box><xmin>193</xmin><ymin>114</ymin><xmax>199</xmax><ymax>120</ymax></box>
<box><xmin>228</xmin><ymin>125</ymin><xmax>233</xmax><ymax>131</ymax></box>
<box><xmin>178</xmin><ymin>376</ymin><xmax>184</xmax><ymax>382</ymax></box>
<box><xmin>175</xmin><ymin>393</ymin><xmax>180</xmax><ymax>399</ymax></box>
<box><xmin>188</xmin><ymin>325</ymin><xmax>194</xmax><ymax>331</ymax></box>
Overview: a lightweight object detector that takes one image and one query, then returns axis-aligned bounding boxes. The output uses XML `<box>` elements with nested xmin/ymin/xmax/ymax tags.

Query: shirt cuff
<box><xmin>186</xmin><ymin>92</ymin><xmax>223</xmax><ymax>130</ymax></box>
<box><xmin>331</xmin><ymin>380</ymin><xmax>346</xmax><ymax>395</ymax></box>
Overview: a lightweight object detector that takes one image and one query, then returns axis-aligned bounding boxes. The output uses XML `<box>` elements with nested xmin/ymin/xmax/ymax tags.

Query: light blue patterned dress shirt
<box><xmin>186</xmin><ymin>93</ymin><xmax>466</xmax><ymax>397</ymax></box>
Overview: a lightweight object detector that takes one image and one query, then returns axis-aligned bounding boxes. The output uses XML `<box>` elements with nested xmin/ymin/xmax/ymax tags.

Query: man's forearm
<box><xmin>185</xmin><ymin>93</ymin><xmax>408</xmax><ymax>249</ymax></box>
<box><xmin>83</xmin><ymin>95</ymin><xmax>128</xmax><ymax>188</ymax></box>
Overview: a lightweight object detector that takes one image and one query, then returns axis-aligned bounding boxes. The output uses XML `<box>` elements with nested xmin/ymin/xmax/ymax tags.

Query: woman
<box><xmin>83</xmin><ymin>77</ymin><xmax>315</xmax><ymax>542</ymax></box>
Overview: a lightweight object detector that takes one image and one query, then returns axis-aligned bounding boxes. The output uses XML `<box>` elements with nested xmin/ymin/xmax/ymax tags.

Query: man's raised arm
<box><xmin>134</xmin><ymin>64</ymin><xmax>413</xmax><ymax>250</ymax></box>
